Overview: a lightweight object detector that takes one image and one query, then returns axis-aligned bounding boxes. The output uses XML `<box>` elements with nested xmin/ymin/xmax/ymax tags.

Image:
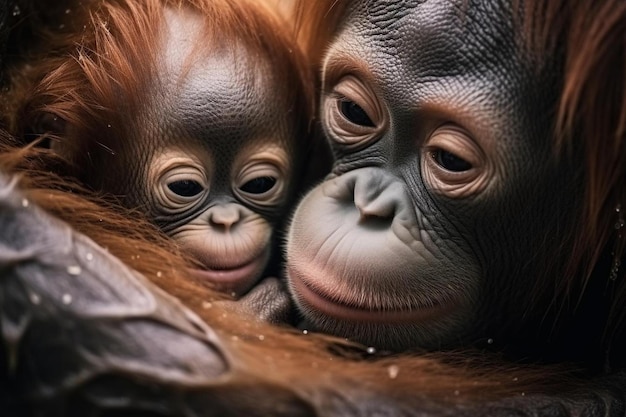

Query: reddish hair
<box><xmin>295</xmin><ymin>0</ymin><xmax>626</xmax><ymax>346</ymax></box>
<box><xmin>523</xmin><ymin>0</ymin><xmax>626</xmax><ymax>341</ymax></box>
<box><xmin>5</xmin><ymin>0</ymin><xmax>316</xmax><ymax>183</ymax></box>
<box><xmin>1</xmin><ymin>0</ymin><xmax>622</xmax><ymax>408</ymax></box>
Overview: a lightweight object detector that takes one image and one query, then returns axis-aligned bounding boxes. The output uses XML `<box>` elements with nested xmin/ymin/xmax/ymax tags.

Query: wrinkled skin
<box><xmin>3</xmin><ymin>0</ymin><xmax>626</xmax><ymax>416</ymax></box>
<box><xmin>142</xmin><ymin>10</ymin><xmax>297</xmax><ymax>296</ymax></box>
<box><xmin>287</xmin><ymin>0</ymin><xmax>578</xmax><ymax>352</ymax></box>
<box><xmin>2</xmin><ymin>170</ymin><xmax>625</xmax><ymax>416</ymax></box>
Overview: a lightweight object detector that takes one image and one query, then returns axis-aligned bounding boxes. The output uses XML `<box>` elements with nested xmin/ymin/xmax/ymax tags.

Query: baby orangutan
<box><xmin>8</xmin><ymin>0</ymin><xmax>320</xmax><ymax>300</ymax></box>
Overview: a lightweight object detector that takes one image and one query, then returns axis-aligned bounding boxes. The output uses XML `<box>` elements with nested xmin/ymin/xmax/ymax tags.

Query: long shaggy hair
<box><xmin>4</xmin><ymin>0</ymin><xmax>316</xmax><ymax>186</ymax></box>
<box><xmin>1</xmin><ymin>0</ymin><xmax>624</xmax><ymax>410</ymax></box>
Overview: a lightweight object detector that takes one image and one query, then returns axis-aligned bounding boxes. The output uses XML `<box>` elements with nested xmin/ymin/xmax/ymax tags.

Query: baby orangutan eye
<box><xmin>167</xmin><ymin>179</ymin><xmax>204</xmax><ymax>197</ymax></box>
<box><xmin>240</xmin><ymin>176</ymin><xmax>277</xmax><ymax>194</ymax></box>
<box><xmin>149</xmin><ymin>151</ymin><xmax>209</xmax><ymax>214</ymax></box>
<box><xmin>234</xmin><ymin>159</ymin><xmax>286</xmax><ymax>207</ymax></box>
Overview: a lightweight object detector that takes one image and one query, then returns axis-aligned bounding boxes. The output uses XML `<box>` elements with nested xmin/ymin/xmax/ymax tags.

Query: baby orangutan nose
<box><xmin>207</xmin><ymin>203</ymin><xmax>243</xmax><ymax>232</ymax></box>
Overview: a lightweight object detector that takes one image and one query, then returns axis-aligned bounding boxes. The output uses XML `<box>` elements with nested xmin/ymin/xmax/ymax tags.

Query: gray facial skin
<box><xmin>286</xmin><ymin>0</ymin><xmax>577</xmax><ymax>351</ymax></box>
<box><xmin>142</xmin><ymin>11</ymin><xmax>299</xmax><ymax>296</ymax></box>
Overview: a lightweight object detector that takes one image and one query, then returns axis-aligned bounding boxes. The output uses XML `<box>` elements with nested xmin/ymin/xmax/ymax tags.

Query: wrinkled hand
<box><xmin>217</xmin><ymin>277</ymin><xmax>296</xmax><ymax>324</ymax></box>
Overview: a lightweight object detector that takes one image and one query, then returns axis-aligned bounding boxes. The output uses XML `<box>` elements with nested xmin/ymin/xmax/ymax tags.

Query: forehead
<box><xmin>325</xmin><ymin>0</ymin><xmax>555</xmax><ymax>149</ymax></box>
<box><xmin>145</xmin><ymin>7</ymin><xmax>291</xmax><ymax>152</ymax></box>
<box><xmin>338</xmin><ymin>0</ymin><xmax>518</xmax><ymax>67</ymax></box>
<box><xmin>330</xmin><ymin>0</ymin><xmax>523</xmax><ymax>97</ymax></box>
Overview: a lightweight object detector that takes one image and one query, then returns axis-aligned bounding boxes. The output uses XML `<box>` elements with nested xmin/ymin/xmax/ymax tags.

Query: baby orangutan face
<box><xmin>132</xmin><ymin>9</ymin><xmax>300</xmax><ymax>295</ymax></box>
<box><xmin>146</xmin><ymin>139</ymin><xmax>293</xmax><ymax>295</ymax></box>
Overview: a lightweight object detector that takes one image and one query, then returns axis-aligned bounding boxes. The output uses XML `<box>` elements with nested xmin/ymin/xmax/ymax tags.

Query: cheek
<box><xmin>470</xmin><ymin>157</ymin><xmax>581</xmax><ymax>273</ymax></box>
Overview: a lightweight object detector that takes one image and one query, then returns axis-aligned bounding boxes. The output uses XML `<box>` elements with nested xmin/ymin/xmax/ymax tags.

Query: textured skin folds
<box><xmin>287</xmin><ymin>0</ymin><xmax>579</xmax><ymax>352</ymax></box>
<box><xmin>2</xmin><ymin>0</ymin><xmax>626</xmax><ymax>415</ymax></box>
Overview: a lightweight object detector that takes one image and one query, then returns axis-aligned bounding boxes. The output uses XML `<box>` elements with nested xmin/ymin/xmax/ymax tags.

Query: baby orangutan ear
<box><xmin>30</xmin><ymin>112</ymin><xmax>68</xmax><ymax>152</ymax></box>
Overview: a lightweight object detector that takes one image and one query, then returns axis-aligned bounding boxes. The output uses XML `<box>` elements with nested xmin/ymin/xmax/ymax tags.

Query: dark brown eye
<box><xmin>339</xmin><ymin>100</ymin><xmax>374</xmax><ymax>127</ymax></box>
<box><xmin>167</xmin><ymin>180</ymin><xmax>204</xmax><ymax>197</ymax></box>
<box><xmin>432</xmin><ymin>150</ymin><xmax>472</xmax><ymax>172</ymax></box>
<box><xmin>324</xmin><ymin>76</ymin><xmax>387</xmax><ymax>150</ymax></box>
<box><xmin>240</xmin><ymin>176</ymin><xmax>276</xmax><ymax>194</ymax></box>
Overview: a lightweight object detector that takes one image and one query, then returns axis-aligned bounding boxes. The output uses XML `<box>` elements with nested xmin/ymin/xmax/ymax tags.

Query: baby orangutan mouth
<box><xmin>191</xmin><ymin>250</ymin><xmax>269</xmax><ymax>295</ymax></box>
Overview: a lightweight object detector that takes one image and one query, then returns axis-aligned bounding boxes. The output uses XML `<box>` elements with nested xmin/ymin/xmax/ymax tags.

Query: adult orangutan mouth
<box><xmin>190</xmin><ymin>255</ymin><xmax>266</xmax><ymax>295</ymax></box>
<box><xmin>289</xmin><ymin>267</ymin><xmax>448</xmax><ymax>324</ymax></box>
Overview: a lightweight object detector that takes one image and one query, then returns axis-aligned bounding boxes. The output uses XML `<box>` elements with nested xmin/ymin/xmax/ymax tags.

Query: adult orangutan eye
<box><xmin>422</xmin><ymin>125</ymin><xmax>492</xmax><ymax>198</ymax></box>
<box><xmin>167</xmin><ymin>179</ymin><xmax>204</xmax><ymax>197</ymax></box>
<box><xmin>240</xmin><ymin>176</ymin><xmax>277</xmax><ymax>194</ymax></box>
<box><xmin>324</xmin><ymin>75</ymin><xmax>387</xmax><ymax>149</ymax></box>
<box><xmin>339</xmin><ymin>100</ymin><xmax>375</xmax><ymax>127</ymax></box>
<box><xmin>432</xmin><ymin>150</ymin><xmax>473</xmax><ymax>172</ymax></box>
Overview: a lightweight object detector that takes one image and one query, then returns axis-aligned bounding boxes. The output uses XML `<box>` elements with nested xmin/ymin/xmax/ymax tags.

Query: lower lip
<box><xmin>191</xmin><ymin>257</ymin><xmax>265</xmax><ymax>295</ymax></box>
<box><xmin>289</xmin><ymin>268</ymin><xmax>446</xmax><ymax>324</ymax></box>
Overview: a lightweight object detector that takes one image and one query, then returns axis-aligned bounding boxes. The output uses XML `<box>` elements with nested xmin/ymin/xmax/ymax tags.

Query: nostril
<box><xmin>357</xmin><ymin>213</ymin><xmax>393</xmax><ymax>231</ymax></box>
<box><xmin>335</xmin><ymin>168</ymin><xmax>407</xmax><ymax>229</ymax></box>
<box><xmin>352</xmin><ymin>172</ymin><xmax>398</xmax><ymax>218</ymax></box>
<box><xmin>354</xmin><ymin>194</ymin><xmax>396</xmax><ymax>218</ymax></box>
<box><xmin>357</xmin><ymin>204</ymin><xmax>393</xmax><ymax>221</ymax></box>
<box><xmin>356</xmin><ymin>201</ymin><xmax>395</xmax><ymax>231</ymax></box>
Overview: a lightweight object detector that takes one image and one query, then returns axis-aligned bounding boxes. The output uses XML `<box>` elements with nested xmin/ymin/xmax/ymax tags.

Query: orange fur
<box><xmin>1</xmin><ymin>0</ymin><xmax>622</xmax><ymax>411</ymax></box>
<box><xmin>295</xmin><ymin>0</ymin><xmax>626</xmax><ymax>362</ymax></box>
<box><xmin>0</xmin><ymin>141</ymin><xmax>572</xmax><ymax>408</ymax></box>
<box><xmin>5</xmin><ymin>0</ymin><xmax>316</xmax><ymax>185</ymax></box>
<box><xmin>523</xmin><ymin>0</ymin><xmax>626</xmax><ymax>343</ymax></box>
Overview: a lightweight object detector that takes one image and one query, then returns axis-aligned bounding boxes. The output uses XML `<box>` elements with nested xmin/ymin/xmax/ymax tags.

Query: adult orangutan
<box><xmin>1</xmin><ymin>0</ymin><xmax>626</xmax><ymax>416</ymax></box>
<box><xmin>286</xmin><ymin>0</ymin><xmax>626</xmax><ymax>365</ymax></box>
